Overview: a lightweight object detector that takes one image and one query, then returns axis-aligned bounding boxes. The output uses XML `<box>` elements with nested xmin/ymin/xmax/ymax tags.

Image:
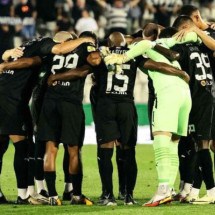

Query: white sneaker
<box><xmin>192</xmin><ymin>195</ymin><xmax>215</xmax><ymax>205</ymax></box>
<box><xmin>144</xmin><ymin>194</ymin><xmax>172</xmax><ymax>207</ymax></box>
<box><xmin>143</xmin><ymin>185</ymin><xmax>172</xmax><ymax>207</ymax></box>
<box><xmin>33</xmin><ymin>190</ymin><xmax>49</xmax><ymax>205</ymax></box>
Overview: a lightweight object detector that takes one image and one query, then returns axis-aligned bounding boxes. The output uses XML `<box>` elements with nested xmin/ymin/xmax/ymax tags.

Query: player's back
<box><xmin>95</xmin><ymin>46</ymin><xmax>143</xmax><ymax>102</ymax></box>
<box><xmin>172</xmin><ymin>42</ymin><xmax>215</xmax><ymax>106</ymax></box>
<box><xmin>146</xmin><ymin>44</ymin><xmax>188</xmax><ymax>93</ymax></box>
<box><xmin>203</xmin><ymin>28</ymin><xmax>215</xmax><ymax>80</ymax></box>
<box><xmin>0</xmin><ymin>37</ymin><xmax>52</xmax><ymax>103</ymax></box>
<box><xmin>45</xmin><ymin>42</ymin><xmax>95</xmax><ymax>104</ymax></box>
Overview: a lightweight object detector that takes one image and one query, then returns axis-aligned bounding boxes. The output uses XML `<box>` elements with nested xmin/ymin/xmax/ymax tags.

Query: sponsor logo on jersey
<box><xmin>105</xmin><ymin>91</ymin><xmax>128</xmax><ymax>95</ymax></box>
<box><xmin>87</xmin><ymin>46</ymin><xmax>96</xmax><ymax>52</ymax></box>
<box><xmin>3</xmin><ymin>70</ymin><xmax>14</xmax><ymax>75</ymax></box>
<box><xmin>57</xmin><ymin>81</ymin><xmax>71</xmax><ymax>86</ymax></box>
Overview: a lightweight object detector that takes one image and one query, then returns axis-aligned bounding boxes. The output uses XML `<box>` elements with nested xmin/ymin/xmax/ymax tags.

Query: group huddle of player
<box><xmin>0</xmin><ymin>4</ymin><xmax>215</xmax><ymax>207</ymax></box>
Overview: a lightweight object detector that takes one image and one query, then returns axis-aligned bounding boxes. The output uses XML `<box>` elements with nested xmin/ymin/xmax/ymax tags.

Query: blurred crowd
<box><xmin>1</xmin><ymin>0</ymin><xmax>215</xmax><ymax>103</ymax></box>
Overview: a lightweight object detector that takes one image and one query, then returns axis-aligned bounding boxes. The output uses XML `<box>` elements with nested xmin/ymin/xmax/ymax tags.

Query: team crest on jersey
<box><xmin>87</xmin><ymin>46</ymin><xmax>96</xmax><ymax>52</ymax></box>
<box><xmin>200</xmin><ymin>80</ymin><xmax>206</xmax><ymax>86</ymax></box>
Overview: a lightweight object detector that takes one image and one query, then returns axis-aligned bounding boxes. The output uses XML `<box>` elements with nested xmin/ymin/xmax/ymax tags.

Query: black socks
<box><xmin>99</xmin><ymin>148</ymin><xmax>114</xmax><ymax>196</ymax></box>
<box><xmin>13</xmin><ymin>140</ymin><xmax>28</xmax><ymax>189</ymax></box>
<box><xmin>44</xmin><ymin>171</ymin><xmax>57</xmax><ymax>197</ymax></box>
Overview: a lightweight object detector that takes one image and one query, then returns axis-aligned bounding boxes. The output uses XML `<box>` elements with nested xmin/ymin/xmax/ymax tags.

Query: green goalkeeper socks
<box><xmin>153</xmin><ymin>135</ymin><xmax>171</xmax><ymax>184</ymax></box>
<box><xmin>169</xmin><ymin>140</ymin><xmax>179</xmax><ymax>189</ymax></box>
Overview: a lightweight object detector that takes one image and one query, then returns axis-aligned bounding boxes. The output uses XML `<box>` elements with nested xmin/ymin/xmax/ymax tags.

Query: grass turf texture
<box><xmin>1</xmin><ymin>144</ymin><xmax>213</xmax><ymax>215</ymax></box>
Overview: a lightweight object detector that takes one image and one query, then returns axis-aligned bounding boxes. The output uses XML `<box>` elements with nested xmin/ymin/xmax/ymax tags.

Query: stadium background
<box><xmin>1</xmin><ymin>0</ymin><xmax>215</xmax><ymax>144</ymax></box>
<box><xmin>1</xmin><ymin>1</ymin><xmax>215</xmax><ymax>213</ymax></box>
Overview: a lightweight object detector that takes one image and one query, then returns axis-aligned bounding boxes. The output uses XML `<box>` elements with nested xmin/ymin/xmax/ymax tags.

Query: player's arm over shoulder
<box><xmin>51</xmin><ymin>38</ymin><xmax>96</xmax><ymax>55</ymax></box>
<box><xmin>139</xmin><ymin>58</ymin><xmax>189</xmax><ymax>83</ymax></box>
<box><xmin>2</xmin><ymin>47</ymin><xmax>24</xmax><ymax>62</ymax></box>
<box><xmin>47</xmin><ymin>65</ymin><xmax>92</xmax><ymax>86</ymax></box>
<box><xmin>0</xmin><ymin>56</ymin><xmax>42</xmax><ymax>73</ymax></box>
<box><xmin>191</xmin><ymin>27</ymin><xmax>215</xmax><ymax>51</ymax></box>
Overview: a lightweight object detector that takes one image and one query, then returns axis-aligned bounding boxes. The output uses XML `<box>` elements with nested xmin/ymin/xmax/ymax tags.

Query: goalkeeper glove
<box><xmin>104</xmin><ymin>53</ymin><xmax>130</xmax><ymax>65</ymax></box>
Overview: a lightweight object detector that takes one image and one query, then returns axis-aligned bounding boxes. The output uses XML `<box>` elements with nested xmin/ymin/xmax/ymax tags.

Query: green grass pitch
<box><xmin>1</xmin><ymin>144</ymin><xmax>214</xmax><ymax>215</ymax></box>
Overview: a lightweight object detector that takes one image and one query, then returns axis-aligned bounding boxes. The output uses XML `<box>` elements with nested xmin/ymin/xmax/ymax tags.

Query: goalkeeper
<box><xmin>105</xmin><ymin>34</ymin><xmax>198</xmax><ymax>207</ymax></box>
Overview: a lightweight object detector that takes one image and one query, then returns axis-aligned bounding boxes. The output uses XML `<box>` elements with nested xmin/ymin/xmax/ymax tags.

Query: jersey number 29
<box><xmin>51</xmin><ymin>54</ymin><xmax>79</xmax><ymax>74</ymax></box>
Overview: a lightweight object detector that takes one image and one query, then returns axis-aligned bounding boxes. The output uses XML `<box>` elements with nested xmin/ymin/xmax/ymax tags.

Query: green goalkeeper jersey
<box><xmin>146</xmin><ymin>50</ymin><xmax>187</xmax><ymax>93</ymax></box>
<box><xmin>126</xmin><ymin>32</ymin><xmax>200</xmax><ymax>92</ymax></box>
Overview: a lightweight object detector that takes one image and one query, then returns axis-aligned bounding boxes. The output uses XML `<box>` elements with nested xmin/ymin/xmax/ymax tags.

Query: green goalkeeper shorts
<box><xmin>151</xmin><ymin>85</ymin><xmax>192</xmax><ymax>136</ymax></box>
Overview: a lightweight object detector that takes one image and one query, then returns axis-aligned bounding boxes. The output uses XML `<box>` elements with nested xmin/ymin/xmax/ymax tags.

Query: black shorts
<box><xmin>95</xmin><ymin>98</ymin><xmax>137</xmax><ymax>147</ymax></box>
<box><xmin>189</xmin><ymin>104</ymin><xmax>215</xmax><ymax>140</ymax></box>
<box><xmin>0</xmin><ymin>99</ymin><xmax>32</xmax><ymax>136</ymax></box>
<box><xmin>37</xmin><ymin>98</ymin><xmax>85</xmax><ymax>147</ymax></box>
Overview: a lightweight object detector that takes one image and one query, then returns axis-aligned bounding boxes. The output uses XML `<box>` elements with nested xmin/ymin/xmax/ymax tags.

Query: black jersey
<box><xmin>95</xmin><ymin>46</ymin><xmax>144</xmax><ymax>102</ymax></box>
<box><xmin>131</xmin><ymin>30</ymin><xmax>143</xmax><ymax>38</ymax></box>
<box><xmin>204</xmin><ymin>28</ymin><xmax>215</xmax><ymax>79</ymax></box>
<box><xmin>44</xmin><ymin>42</ymin><xmax>95</xmax><ymax>104</ymax></box>
<box><xmin>172</xmin><ymin>42</ymin><xmax>215</xmax><ymax>106</ymax></box>
<box><xmin>204</xmin><ymin>28</ymin><xmax>215</xmax><ymax>40</ymax></box>
<box><xmin>0</xmin><ymin>37</ymin><xmax>55</xmax><ymax>104</ymax></box>
<box><xmin>31</xmin><ymin>57</ymin><xmax>53</xmax><ymax>100</ymax></box>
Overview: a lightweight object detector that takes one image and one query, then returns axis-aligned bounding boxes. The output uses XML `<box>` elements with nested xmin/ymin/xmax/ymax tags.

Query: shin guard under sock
<box><xmin>116</xmin><ymin>146</ymin><xmax>126</xmax><ymax>193</ymax></box>
<box><xmin>27</xmin><ymin>140</ymin><xmax>35</xmax><ymax>186</ymax></box>
<box><xmin>192</xmin><ymin>153</ymin><xmax>202</xmax><ymax>189</ymax></box>
<box><xmin>69</xmin><ymin>173</ymin><xmax>83</xmax><ymax>196</ymax></box>
<box><xmin>169</xmin><ymin>140</ymin><xmax>179</xmax><ymax>189</ymax></box>
<box><xmin>44</xmin><ymin>171</ymin><xmax>57</xmax><ymax>197</ymax></box>
<box><xmin>199</xmin><ymin>149</ymin><xmax>214</xmax><ymax>190</ymax></box>
<box><xmin>13</xmin><ymin>140</ymin><xmax>28</xmax><ymax>189</ymax></box>
<box><xmin>153</xmin><ymin>135</ymin><xmax>171</xmax><ymax>184</ymax></box>
<box><xmin>63</xmin><ymin>144</ymin><xmax>70</xmax><ymax>183</ymax></box>
<box><xmin>97</xmin><ymin>147</ymin><xmax>106</xmax><ymax>194</ymax></box>
<box><xmin>34</xmin><ymin>140</ymin><xmax>45</xmax><ymax>181</ymax></box>
<box><xmin>124</xmin><ymin>147</ymin><xmax>137</xmax><ymax>195</ymax></box>
<box><xmin>99</xmin><ymin>148</ymin><xmax>114</xmax><ymax>196</ymax></box>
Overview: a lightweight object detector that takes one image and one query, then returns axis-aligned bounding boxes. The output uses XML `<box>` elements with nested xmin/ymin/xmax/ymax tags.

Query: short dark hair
<box><xmin>142</xmin><ymin>23</ymin><xmax>159</xmax><ymax>41</ymax></box>
<box><xmin>172</xmin><ymin>15</ymin><xmax>194</xmax><ymax>30</ymax></box>
<box><xmin>159</xmin><ymin>27</ymin><xmax>178</xmax><ymax>39</ymax></box>
<box><xmin>179</xmin><ymin>5</ymin><xmax>198</xmax><ymax>16</ymax></box>
<box><xmin>79</xmin><ymin>31</ymin><xmax>98</xmax><ymax>46</ymax></box>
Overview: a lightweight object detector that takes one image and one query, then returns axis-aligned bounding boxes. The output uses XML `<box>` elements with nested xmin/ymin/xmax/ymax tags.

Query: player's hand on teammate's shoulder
<box><xmin>47</xmin><ymin>74</ymin><xmax>57</xmax><ymax>86</ymax></box>
<box><xmin>207</xmin><ymin>22</ymin><xmax>215</xmax><ymax>30</ymax></box>
<box><xmin>104</xmin><ymin>53</ymin><xmax>124</xmax><ymax>65</ymax></box>
<box><xmin>174</xmin><ymin>29</ymin><xmax>188</xmax><ymax>42</ymax></box>
<box><xmin>173</xmin><ymin>26</ymin><xmax>197</xmax><ymax>42</ymax></box>
<box><xmin>10</xmin><ymin>47</ymin><xmax>24</xmax><ymax>59</ymax></box>
<box><xmin>2</xmin><ymin>47</ymin><xmax>24</xmax><ymax>62</ymax></box>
